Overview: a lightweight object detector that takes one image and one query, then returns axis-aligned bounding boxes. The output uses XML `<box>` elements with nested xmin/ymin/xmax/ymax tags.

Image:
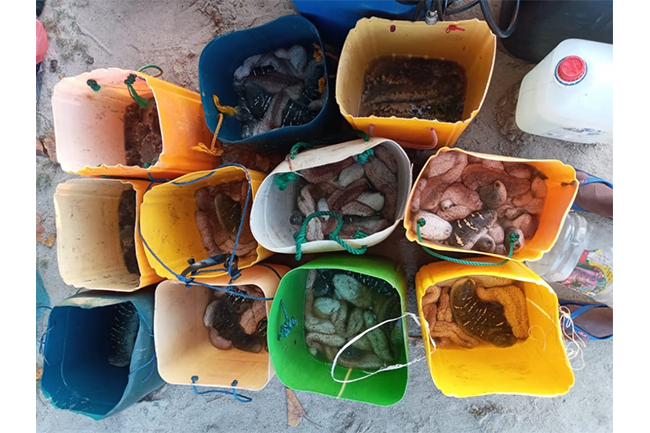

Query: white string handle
<box><xmin>329</xmin><ymin>311</ymin><xmax>430</xmax><ymax>384</ymax></box>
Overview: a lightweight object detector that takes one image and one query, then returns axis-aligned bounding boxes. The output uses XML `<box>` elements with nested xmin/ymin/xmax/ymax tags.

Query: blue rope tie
<box><xmin>191</xmin><ymin>376</ymin><xmax>252</xmax><ymax>403</ymax></box>
<box><xmin>137</xmin><ymin>163</ymin><xmax>274</xmax><ymax>301</ymax></box>
<box><xmin>277</xmin><ymin>300</ymin><xmax>297</xmax><ymax>340</ymax></box>
<box><xmin>416</xmin><ymin>218</ymin><xmax>518</xmax><ymax>266</ymax></box>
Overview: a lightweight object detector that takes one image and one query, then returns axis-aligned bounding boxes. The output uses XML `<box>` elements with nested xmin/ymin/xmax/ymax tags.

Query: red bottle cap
<box><xmin>555</xmin><ymin>56</ymin><xmax>587</xmax><ymax>85</ymax></box>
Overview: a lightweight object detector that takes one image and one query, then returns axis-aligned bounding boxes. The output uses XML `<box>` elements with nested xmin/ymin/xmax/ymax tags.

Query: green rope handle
<box><xmin>274</xmin><ymin>172</ymin><xmax>298</xmax><ymax>191</ymax></box>
<box><xmin>124</xmin><ymin>74</ymin><xmax>151</xmax><ymax>108</ymax></box>
<box><xmin>356</xmin><ymin>148</ymin><xmax>374</xmax><ymax>164</ymax></box>
<box><xmin>290</xmin><ymin>141</ymin><xmax>315</xmax><ymax>160</ymax></box>
<box><xmin>294</xmin><ymin>211</ymin><xmax>368</xmax><ymax>260</ymax></box>
<box><xmin>86</xmin><ymin>79</ymin><xmax>101</xmax><ymax>91</ymax></box>
<box><xmin>354</xmin><ymin>129</ymin><xmax>370</xmax><ymax>141</ymax></box>
<box><xmin>288</xmin><ymin>129</ymin><xmax>370</xmax><ymax>161</ymax></box>
<box><xmin>137</xmin><ymin>64</ymin><xmax>164</xmax><ymax>77</ymax></box>
<box><xmin>416</xmin><ymin>218</ymin><xmax>519</xmax><ymax>266</ymax></box>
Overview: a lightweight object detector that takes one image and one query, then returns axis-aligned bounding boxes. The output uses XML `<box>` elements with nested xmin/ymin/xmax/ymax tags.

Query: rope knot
<box><xmin>356</xmin><ymin>148</ymin><xmax>374</xmax><ymax>165</ymax></box>
<box><xmin>290</xmin><ymin>141</ymin><xmax>315</xmax><ymax>160</ymax></box>
<box><xmin>124</xmin><ymin>74</ymin><xmax>151</xmax><ymax>108</ymax></box>
<box><xmin>86</xmin><ymin>79</ymin><xmax>101</xmax><ymax>91</ymax></box>
<box><xmin>274</xmin><ymin>172</ymin><xmax>299</xmax><ymax>191</ymax></box>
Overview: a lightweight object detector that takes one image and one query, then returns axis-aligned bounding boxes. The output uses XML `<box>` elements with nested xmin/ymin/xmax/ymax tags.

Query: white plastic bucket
<box><xmin>250</xmin><ymin>137</ymin><xmax>412</xmax><ymax>255</ymax></box>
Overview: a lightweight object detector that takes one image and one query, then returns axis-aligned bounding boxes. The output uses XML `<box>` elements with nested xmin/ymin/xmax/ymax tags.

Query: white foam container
<box><xmin>250</xmin><ymin>137</ymin><xmax>412</xmax><ymax>255</ymax></box>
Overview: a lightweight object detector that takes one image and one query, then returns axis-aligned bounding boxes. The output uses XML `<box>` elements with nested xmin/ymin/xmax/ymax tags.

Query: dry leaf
<box><xmin>36</xmin><ymin>214</ymin><xmax>56</xmax><ymax>247</ymax></box>
<box><xmin>286</xmin><ymin>387</ymin><xmax>307</xmax><ymax>427</ymax></box>
<box><xmin>36</xmin><ymin>136</ymin><xmax>46</xmax><ymax>156</ymax></box>
<box><xmin>36</xmin><ymin>368</ymin><xmax>43</xmax><ymax>381</ymax></box>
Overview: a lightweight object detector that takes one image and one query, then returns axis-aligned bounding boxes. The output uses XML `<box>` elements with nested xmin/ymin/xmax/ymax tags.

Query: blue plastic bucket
<box><xmin>198</xmin><ymin>14</ymin><xmax>340</xmax><ymax>154</ymax></box>
<box><xmin>40</xmin><ymin>287</ymin><xmax>164</xmax><ymax>420</ymax></box>
<box><xmin>291</xmin><ymin>0</ymin><xmax>418</xmax><ymax>49</ymax></box>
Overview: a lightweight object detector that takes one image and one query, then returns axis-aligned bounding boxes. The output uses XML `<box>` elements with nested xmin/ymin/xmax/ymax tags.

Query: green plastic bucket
<box><xmin>267</xmin><ymin>254</ymin><xmax>408</xmax><ymax>406</ymax></box>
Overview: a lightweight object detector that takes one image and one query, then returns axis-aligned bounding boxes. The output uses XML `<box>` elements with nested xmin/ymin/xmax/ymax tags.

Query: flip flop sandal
<box><xmin>571</xmin><ymin>168</ymin><xmax>613</xmax><ymax>215</ymax></box>
<box><xmin>559</xmin><ymin>300</ymin><xmax>613</xmax><ymax>341</ymax></box>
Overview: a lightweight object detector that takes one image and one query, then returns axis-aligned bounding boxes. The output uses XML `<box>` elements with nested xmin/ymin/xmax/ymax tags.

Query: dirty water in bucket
<box><xmin>304</xmin><ymin>269</ymin><xmax>404</xmax><ymax>370</ymax></box>
<box><xmin>117</xmin><ymin>188</ymin><xmax>140</xmax><ymax>278</ymax></box>
<box><xmin>359</xmin><ymin>56</ymin><xmax>467</xmax><ymax>122</ymax></box>
<box><xmin>123</xmin><ymin>99</ymin><xmax>162</xmax><ymax>167</ymax></box>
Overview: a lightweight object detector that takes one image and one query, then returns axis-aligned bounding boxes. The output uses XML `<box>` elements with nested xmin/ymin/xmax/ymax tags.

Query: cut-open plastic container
<box><xmin>154</xmin><ymin>264</ymin><xmax>289</xmax><ymax>390</ymax></box>
<box><xmin>250</xmin><ymin>137</ymin><xmax>412</xmax><ymax>256</ymax></box>
<box><xmin>336</xmin><ymin>18</ymin><xmax>496</xmax><ymax>149</ymax></box>
<box><xmin>139</xmin><ymin>165</ymin><xmax>273</xmax><ymax>281</ymax></box>
<box><xmin>267</xmin><ymin>254</ymin><xmax>409</xmax><ymax>406</ymax></box>
<box><xmin>52</xmin><ymin>68</ymin><xmax>218</xmax><ymax>179</ymax></box>
<box><xmin>54</xmin><ymin>178</ymin><xmax>163</xmax><ymax>292</ymax></box>
<box><xmin>415</xmin><ymin>258</ymin><xmax>575</xmax><ymax>397</ymax></box>
<box><xmin>198</xmin><ymin>14</ymin><xmax>341</xmax><ymax>155</ymax></box>
<box><xmin>403</xmin><ymin>147</ymin><xmax>578</xmax><ymax>263</ymax></box>
<box><xmin>40</xmin><ymin>287</ymin><xmax>164</xmax><ymax>420</ymax></box>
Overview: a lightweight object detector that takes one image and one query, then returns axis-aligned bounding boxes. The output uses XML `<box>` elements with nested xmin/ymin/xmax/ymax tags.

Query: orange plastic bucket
<box><xmin>54</xmin><ymin>178</ymin><xmax>163</xmax><ymax>292</ymax></box>
<box><xmin>154</xmin><ymin>264</ymin><xmax>290</xmax><ymax>391</ymax></box>
<box><xmin>403</xmin><ymin>147</ymin><xmax>578</xmax><ymax>262</ymax></box>
<box><xmin>52</xmin><ymin>68</ymin><xmax>218</xmax><ymax>179</ymax></box>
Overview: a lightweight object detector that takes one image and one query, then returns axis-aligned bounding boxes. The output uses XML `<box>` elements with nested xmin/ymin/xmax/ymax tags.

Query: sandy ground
<box><xmin>33</xmin><ymin>0</ymin><xmax>618</xmax><ymax>432</ymax></box>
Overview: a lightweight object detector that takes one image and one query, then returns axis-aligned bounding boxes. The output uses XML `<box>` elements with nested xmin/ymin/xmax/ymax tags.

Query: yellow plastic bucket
<box><xmin>154</xmin><ymin>264</ymin><xmax>290</xmax><ymax>391</ymax></box>
<box><xmin>336</xmin><ymin>18</ymin><xmax>496</xmax><ymax>149</ymax></box>
<box><xmin>53</xmin><ymin>178</ymin><xmax>163</xmax><ymax>292</ymax></box>
<box><xmin>403</xmin><ymin>147</ymin><xmax>578</xmax><ymax>262</ymax></box>
<box><xmin>52</xmin><ymin>68</ymin><xmax>218</xmax><ymax>179</ymax></box>
<box><xmin>415</xmin><ymin>258</ymin><xmax>575</xmax><ymax>397</ymax></box>
<box><xmin>139</xmin><ymin>165</ymin><xmax>273</xmax><ymax>281</ymax></box>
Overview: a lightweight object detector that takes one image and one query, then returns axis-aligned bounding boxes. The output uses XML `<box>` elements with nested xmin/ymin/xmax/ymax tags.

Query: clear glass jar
<box><xmin>526</xmin><ymin>212</ymin><xmax>613</xmax><ymax>306</ymax></box>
